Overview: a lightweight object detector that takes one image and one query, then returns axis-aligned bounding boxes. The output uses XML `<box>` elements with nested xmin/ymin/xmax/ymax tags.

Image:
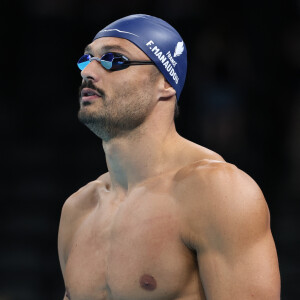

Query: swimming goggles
<box><xmin>77</xmin><ymin>52</ymin><xmax>154</xmax><ymax>71</ymax></box>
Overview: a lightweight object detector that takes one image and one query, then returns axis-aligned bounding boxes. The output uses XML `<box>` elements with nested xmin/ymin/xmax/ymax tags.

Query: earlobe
<box><xmin>163</xmin><ymin>86</ymin><xmax>176</xmax><ymax>99</ymax></box>
<box><xmin>160</xmin><ymin>78</ymin><xmax>176</xmax><ymax>100</ymax></box>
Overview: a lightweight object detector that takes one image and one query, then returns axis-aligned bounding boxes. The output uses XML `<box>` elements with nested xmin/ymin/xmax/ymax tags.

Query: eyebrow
<box><xmin>84</xmin><ymin>44</ymin><xmax>131</xmax><ymax>57</ymax></box>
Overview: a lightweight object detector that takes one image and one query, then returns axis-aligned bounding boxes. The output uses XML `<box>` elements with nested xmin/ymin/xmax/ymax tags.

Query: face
<box><xmin>78</xmin><ymin>37</ymin><xmax>160</xmax><ymax>141</ymax></box>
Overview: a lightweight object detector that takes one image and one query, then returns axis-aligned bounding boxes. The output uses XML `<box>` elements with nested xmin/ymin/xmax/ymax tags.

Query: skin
<box><xmin>58</xmin><ymin>37</ymin><xmax>281</xmax><ymax>300</ymax></box>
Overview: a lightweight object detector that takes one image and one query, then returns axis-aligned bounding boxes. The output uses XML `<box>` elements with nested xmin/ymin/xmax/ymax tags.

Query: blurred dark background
<box><xmin>1</xmin><ymin>0</ymin><xmax>299</xmax><ymax>299</ymax></box>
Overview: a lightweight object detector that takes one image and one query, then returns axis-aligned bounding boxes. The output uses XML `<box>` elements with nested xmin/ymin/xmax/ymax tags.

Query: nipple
<box><xmin>139</xmin><ymin>274</ymin><xmax>157</xmax><ymax>291</ymax></box>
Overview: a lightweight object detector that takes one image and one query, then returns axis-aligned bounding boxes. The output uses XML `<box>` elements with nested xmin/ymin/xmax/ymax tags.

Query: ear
<box><xmin>158</xmin><ymin>77</ymin><xmax>176</xmax><ymax>100</ymax></box>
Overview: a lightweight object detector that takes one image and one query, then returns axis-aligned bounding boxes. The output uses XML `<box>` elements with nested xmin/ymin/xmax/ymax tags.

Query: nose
<box><xmin>80</xmin><ymin>60</ymin><xmax>101</xmax><ymax>82</ymax></box>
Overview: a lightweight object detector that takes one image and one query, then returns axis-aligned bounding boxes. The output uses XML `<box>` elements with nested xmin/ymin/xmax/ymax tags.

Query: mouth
<box><xmin>80</xmin><ymin>88</ymin><xmax>102</xmax><ymax>103</ymax></box>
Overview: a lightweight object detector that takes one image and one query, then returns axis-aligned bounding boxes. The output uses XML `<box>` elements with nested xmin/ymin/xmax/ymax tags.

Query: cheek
<box><xmin>106</xmin><ymin>70</ymin><xmax>157</xmax><ymax>105</ymax></box>
<box><xmin>108</xmin><ymin>79</ymin><xmax>137</xmax><ymax>101</ymax></box>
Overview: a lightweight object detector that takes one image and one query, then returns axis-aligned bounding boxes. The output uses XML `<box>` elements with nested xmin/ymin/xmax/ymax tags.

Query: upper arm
<box><xmin>58</xmin><ymin>198</ymin><xmax>74</xmax><ymax>275</ymax></box>
<box><xmin>58</xmin><ymin>178</ymin><xmax>106</xmax><ymax>276</ymax></box>
<box><xmin>181</xmin><ymin>162</ymin><xmax>281</xmax><ymax>299</ymax></box>
<box><xmin>58</xmin><ymin>184</ymin><xmax>92</xmax><ymax>275</ymax></box>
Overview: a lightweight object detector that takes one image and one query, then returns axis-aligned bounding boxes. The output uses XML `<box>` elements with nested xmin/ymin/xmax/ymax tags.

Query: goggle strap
<box><xmin>124</xmin><ymin>61</ymin><xmax>154</xmax><ymax>66</ymax></box>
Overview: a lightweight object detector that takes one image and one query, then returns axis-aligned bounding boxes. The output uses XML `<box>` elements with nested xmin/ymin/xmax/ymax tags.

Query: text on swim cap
<box><xmin>146</xmin><ymin>40</ymin><xmax>179</xmax><ymax>85</ymax></box>
<box><xmin>166</xmin><ymin>51</ymin><xmax>177</xmax><ymax>67</ymax></box>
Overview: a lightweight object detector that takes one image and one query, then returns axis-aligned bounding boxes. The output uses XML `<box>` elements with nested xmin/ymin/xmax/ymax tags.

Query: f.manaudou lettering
<box><xmin>146</xmin><ymin>40</ymin><xmax>179</xmax><ymax>85</ymax></box>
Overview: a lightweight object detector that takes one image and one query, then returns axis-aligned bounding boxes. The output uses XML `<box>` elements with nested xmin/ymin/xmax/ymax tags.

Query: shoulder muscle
<box><xmin>177</xmin><ymin>161</ymin><xmax>270</xmax><ymax>251</ymax></box>
<box><xmin>177</xmin><ymin>161</ymin><xmax>280</xmax><ymax>299</ymax></box>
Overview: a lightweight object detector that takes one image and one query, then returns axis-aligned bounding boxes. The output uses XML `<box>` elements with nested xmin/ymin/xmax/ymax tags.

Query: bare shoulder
<box><xmin>174</xmin><ymin>154</ymin><xmax>280</xmax><ymax>298</ymax></box>
<box><xmin>174</xmin><ymin>160</ymin><xmax>270</xmax><ymax>248</ymax></box>
<box><xmin>61</xmin><ymin>172</ymin><xmax>110</xmax><ymax>215</ymax></box>
<box><xmin>182</xmin><ymin>139</ymin><xmax>225</xmax><ymax>163</ymax></box>
<box><xmin>58</xmin><ymin>173</ymin><xmax>110</xmax><ymax>270</ymax></box>
<box><xmin>175</xmin><ymin>158</ymin><xmax>266</xmax><ymax>208</ymax></box>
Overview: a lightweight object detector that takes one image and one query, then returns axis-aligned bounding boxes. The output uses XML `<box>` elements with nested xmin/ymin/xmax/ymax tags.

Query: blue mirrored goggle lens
<box><xmin>100</xmin><ymin>53</ymin><xmax>114</xmax><ymax>70</ymax></box>
<box><xmin>77</xmin><ymin>54</ymin><xmax>91</xmax><ymax>70</ymax></box>
<box><xmin>77</xmin><ymin>53</ymin><xmax>129</xmax><ymax>71</ymax></box>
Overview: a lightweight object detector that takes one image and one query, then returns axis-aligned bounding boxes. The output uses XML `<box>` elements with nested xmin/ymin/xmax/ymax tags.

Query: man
<box><xmin>58</xmin><ymin>14</ymin><xmax>281</xmax><ymax>300</ymax></box>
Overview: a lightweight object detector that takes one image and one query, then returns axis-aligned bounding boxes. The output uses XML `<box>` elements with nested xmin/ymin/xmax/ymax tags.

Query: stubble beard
<box><xmin>78</xmin><ymin>81</ymin><xmax>155</xmax><ymax>141</ymax></box>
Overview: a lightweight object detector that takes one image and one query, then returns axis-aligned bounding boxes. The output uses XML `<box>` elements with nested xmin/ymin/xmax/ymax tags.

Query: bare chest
<box><xmin>64</xmin><ymin>187</ymin><xmax>201</xmax><ymax>300</ymax></box>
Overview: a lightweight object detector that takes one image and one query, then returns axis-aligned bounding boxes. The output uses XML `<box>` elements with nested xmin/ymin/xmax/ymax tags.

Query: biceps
<box><xmin>198</xmin><ymin>233</ymin><xmax>280</xmax><ymax>300</ymax></box>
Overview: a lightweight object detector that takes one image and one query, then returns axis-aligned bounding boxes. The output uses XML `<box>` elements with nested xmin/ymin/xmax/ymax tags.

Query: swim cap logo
<box><xmin>174</xmin><ymin>41</ymin><xmax>184</xmax><ymax>57</ymax></box>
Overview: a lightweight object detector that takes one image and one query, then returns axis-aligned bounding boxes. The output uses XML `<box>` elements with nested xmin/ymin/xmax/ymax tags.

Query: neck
<box><xmin>103</xmin><ymin>119</ymin><xmax>182</xmax><ymax>193</ymax></box>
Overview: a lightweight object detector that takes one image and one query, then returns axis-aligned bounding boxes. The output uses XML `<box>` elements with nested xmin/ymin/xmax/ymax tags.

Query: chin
<box><xmin>78</xmin><ymin>108</ymin><xmax>96</xmax><ymax>124</ymax></box>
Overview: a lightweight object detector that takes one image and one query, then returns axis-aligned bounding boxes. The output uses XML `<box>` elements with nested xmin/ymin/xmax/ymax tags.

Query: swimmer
<box><xmin>58</xmin><ymin>14</ymin><xmax>281</xmax><ymax>300</ymax></box>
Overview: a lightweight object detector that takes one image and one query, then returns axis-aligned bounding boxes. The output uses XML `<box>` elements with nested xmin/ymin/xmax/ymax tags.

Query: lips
<box><xmin>80</xmin><ymin>88</ymin><xmax>101</xmax><ymax>102</ymax></box>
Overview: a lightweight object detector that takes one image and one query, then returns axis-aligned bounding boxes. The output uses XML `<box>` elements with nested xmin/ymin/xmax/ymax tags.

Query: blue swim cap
<box><xmin>93</xmin><ymin>14</ymin><xmax>187</xmax><ymax>100</ymax></box>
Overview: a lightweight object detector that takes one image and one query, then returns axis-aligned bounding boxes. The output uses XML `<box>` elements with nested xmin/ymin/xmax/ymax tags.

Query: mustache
<box><xmin>79</xmin><ymin>80</ymin><xmax>105</xmax><ymax>98</ymax></box>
